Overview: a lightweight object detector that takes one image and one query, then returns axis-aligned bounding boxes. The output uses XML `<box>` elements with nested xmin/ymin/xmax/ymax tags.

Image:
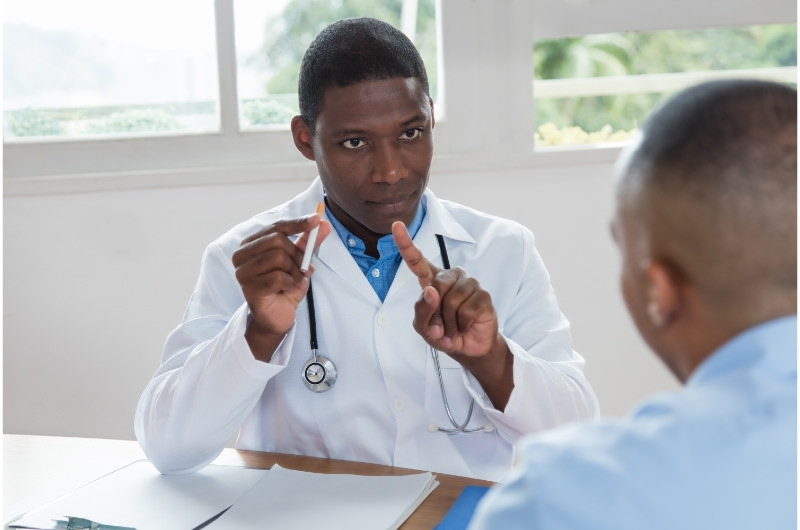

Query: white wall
<box><xmin>3</xmin><ymin>157</ymin><xmax>679</xmax><ymax>440</ymax></box>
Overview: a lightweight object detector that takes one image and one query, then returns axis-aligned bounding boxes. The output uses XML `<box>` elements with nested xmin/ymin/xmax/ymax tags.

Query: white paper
<box><xmin>7</xmin><ymin>460</ymin><xmax>266</xmax><ymax>530</ymax></box>
<box><xmin>209</xmin><ymin>464</ymin><xmax>438</xmax><ymax>530</ymax></box>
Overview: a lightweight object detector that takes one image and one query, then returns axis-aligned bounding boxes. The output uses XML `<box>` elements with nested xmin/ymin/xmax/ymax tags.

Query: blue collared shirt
<box><xmin>325</xmin><ymin>198</ymin><xmax>426</xmax><ymax>302</ymax></box>
<box><xmin>469</xmin><ymin>315</ymin><xmax>798</xmax><ymax>529</ymax></box>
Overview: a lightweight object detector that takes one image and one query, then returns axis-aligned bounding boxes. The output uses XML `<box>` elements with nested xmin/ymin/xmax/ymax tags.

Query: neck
<box><xmin>671</xmin><ymin>289</ymin><xmax>796</xmax><ymax>382</ymax></box>
<box><xmin>324</xmin><ymin>197</ymin><xmax>385</xmax><ymax>258</ymax></box>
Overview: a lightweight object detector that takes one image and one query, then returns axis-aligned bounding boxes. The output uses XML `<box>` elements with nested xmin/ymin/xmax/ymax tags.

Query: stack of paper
<box><xmin>6</xmin><ymin>461</ymin><xmax>267</xmax><ymax>529</ymax></box>
<box><xmin>6</xmin><ymin>461</ymin><xmax>438</xmax><ymax>530</ymax></box>
<box><xmin>208</xmin><ymin>464</ymin><xmax>438</xmax><ymax>530</ymax></box>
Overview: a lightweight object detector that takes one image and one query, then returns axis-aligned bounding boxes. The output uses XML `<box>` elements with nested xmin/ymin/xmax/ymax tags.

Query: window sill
<box><xmin>4</xmin><ymin>143</ymin><xmax>625</xmax><ymax>197</ymax></box>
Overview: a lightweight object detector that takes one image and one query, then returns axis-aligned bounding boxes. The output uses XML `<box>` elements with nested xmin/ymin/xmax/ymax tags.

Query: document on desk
<box><xmin>5</xmin><ymin>460</ymin><xmax>267</xmax><ymax>530</ymax></box>
<box><xmin>207</xmin><ymin>464</ymin><xmax>439</xmax><ymax>530</ymax></box>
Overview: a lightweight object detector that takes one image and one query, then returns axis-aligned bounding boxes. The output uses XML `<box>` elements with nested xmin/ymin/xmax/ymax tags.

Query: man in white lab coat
<box><xmin>135</xmin><ymin>17</ymin><xmax>598</xmax><ymax>481</ymax></box>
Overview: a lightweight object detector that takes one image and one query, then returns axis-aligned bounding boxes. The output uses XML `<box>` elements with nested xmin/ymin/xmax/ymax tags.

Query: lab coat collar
<box><xmin>419</xmin><ymin>187</ymin><xmax>476</xmax><ymax>246</ymax></box>
<box><xmin>386</xmin><ymin>188</ymin><xmax>478</xmax><ymax>301</ymax></box>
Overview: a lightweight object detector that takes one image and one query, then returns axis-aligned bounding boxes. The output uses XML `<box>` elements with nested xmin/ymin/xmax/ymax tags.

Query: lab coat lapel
<box><xmin>389</xmin><ymin>188</ymin><xmax>476</xmax><ymax>296</ymax></box>
<box><xmin>314</xmin><ymin>227</ymin><xmax>381</xmax><ymax>304</ymax></box>
<box><xmin>420</xmin><ymin>188</ymin><xmax>476</xmax><ymax>246</ymax></box>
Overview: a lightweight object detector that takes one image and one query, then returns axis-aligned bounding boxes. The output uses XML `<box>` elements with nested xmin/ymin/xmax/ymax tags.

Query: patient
<box><xmin>469</xmin><ymin>79</ymin><xmax>797</xmax><ymax>529</ymax></box>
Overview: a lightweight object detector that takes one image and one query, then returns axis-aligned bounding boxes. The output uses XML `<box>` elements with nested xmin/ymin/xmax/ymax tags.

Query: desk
<box><xmin>3</xmin><ymin>435</ymin><xmax>492</xmax><ymax>528</ymax></box>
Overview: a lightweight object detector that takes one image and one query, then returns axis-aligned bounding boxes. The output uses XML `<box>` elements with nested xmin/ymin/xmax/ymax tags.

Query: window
<box><xmin>3</xmin><ymin>0</ymin><xmax>796</xmax><ymax>190</ymax></box>
<box><xmin>3</xmin><ymin>0</ymin><xmax>218</xmax><ymax>139</ymax></box>
<box><xmin>533</xmin><ymin>24</ymin><xmax>797</xmax><ymax>148</ymax></box>
<box><xmin>233</xmin><ymin>0</ymin><xmax>439</xmax><ymax>129</ymax></box>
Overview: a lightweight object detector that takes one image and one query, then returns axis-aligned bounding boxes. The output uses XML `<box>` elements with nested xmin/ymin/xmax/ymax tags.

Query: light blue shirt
<box><xmin>469</xmin><ymin>316</ymin><xmax>798</xmax><ymax>529</ymax></box>
<box><xmin>325</xmin><ymin>198</ymin><xmax>426</xmax><ymax>302</ymax></box>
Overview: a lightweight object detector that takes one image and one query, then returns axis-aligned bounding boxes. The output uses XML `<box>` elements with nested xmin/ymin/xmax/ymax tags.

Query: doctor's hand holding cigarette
<box><xmin>232</xmin><ymin>202</ymin><xmax>330</xmax><ymax>363</ymax></box>
<box><xmin>392</xmin><ymin>221</ymin><xmax>515</xmax><ymax>411</ymax></box>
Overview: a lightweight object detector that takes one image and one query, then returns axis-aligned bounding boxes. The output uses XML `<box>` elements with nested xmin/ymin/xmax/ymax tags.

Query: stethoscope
<box><xmin>301</xmin><ymin>234</ymin><xmax>489</xmax><ymax>434</ymax></box>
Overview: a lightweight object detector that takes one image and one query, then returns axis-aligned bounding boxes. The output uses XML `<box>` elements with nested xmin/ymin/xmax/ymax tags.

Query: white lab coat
<box><xmin>135</xmin><ymin>178</ymin><xmax>598</xmax><ymax>481</ymax></box>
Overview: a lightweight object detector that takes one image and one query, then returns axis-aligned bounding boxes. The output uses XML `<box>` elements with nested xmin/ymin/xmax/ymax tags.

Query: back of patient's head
<box><xmin>298</xmin><ymin>17</ymin><xmax>430</xmax><ymax>132</ymax></box>
<box><xmin>621</xmin><ymin>79</ymin><xmax>797</xmax><ymax>321</ymax></box>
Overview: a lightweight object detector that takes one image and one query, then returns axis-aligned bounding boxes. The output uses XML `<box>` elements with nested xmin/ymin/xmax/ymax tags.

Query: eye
<box><xmin>342</xmin><ymin>138</ymin><xmax>366</xmax><ymax>149</ymax></box>
<box><xmin>400</xmin><ymin>128</ymin><xmax>423</xmax><ymax>140</ymax></box>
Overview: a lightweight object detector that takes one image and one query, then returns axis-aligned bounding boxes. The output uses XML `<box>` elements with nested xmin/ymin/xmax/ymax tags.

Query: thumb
<box><xmin>421</xmin><ymin>285</ymin><xmax>444</xmax><ymax>340</ymax></box>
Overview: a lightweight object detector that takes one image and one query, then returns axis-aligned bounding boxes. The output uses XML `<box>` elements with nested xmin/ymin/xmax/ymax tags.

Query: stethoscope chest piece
<box><xmin>303</xmin><ymin>280</ymin><xmax>336</xmax><ymax>392</ymax></box>
<box><xmin>303</xmin><ymin>352</ymin><xmax>337</xmax><ymax>392</ymax></box>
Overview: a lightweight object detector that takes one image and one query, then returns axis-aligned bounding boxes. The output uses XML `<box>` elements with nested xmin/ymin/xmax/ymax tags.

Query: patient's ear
<box><xmin>643</xmin><ymin>259</ymin><xmax>682</xmax><ymax>328</ymax></box>
<box><xmin>291</xmin><ymin>116</ymin><xmax>316</xmax><ymax>161</ymax></box>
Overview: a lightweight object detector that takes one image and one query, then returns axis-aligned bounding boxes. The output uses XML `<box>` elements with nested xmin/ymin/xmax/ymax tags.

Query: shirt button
<box><xmin>393</xmin><ymin>398</ymin><xmax>405</xmax><ymax>411</ymax></box>
<box><xmin>371</xmin><ymin>268</ymin><xmax>380</xmax><ymax>278</ymax></box>
<box><xmin>347</xmin><ymin>238</ymin><xmax>356</xmax><ymax>247</ymax></box>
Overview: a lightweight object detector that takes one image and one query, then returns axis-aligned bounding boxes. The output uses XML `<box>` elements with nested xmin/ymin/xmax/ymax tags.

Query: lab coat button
<box><xmin>393</xmin><ymin>398</ymin><xmax>405</xmax><ymax>411</ymax></box>
<box><xmin>377</xmin><ymin>314</ymin><xmax>388</xmax><ymax>325</ymax></box>
<box><xmin>427</xmin><ymin>422</ymin><xmax>438</xmax><ymax>433</ymax></box>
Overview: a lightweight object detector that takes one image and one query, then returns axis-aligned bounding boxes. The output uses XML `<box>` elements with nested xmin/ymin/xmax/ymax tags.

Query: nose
<box><xmin>372</xmin><ymin>141</ymin><xmax>408</xmax><ymax>184</ymax></box>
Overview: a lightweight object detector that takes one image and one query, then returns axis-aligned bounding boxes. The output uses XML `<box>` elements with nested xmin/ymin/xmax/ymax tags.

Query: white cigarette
<box><xmin>300</xmin><ymin>202</ymin><xmax>325</xmax><ymax>272</ymax></box>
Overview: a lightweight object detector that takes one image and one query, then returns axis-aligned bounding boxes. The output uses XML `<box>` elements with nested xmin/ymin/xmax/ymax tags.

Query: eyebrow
<box><xmin>329</xmin><ymin>114</ymin><xmax>429</xmax><ymax>138</ymax></box>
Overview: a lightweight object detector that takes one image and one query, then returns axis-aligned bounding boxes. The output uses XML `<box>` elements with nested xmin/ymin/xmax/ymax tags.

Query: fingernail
<box><xmin>423</xmin><ymin>287</ymin><xmax>435</xmax><ymax>305</ymax></box>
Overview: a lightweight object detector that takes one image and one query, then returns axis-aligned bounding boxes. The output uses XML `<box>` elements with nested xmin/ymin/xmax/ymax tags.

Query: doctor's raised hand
<box><xmin>392</xmin><ymin>221</ymin><xmax>514</xmax><ymax>410</ymax></box>
<box><xmin>232</xmin><ymin>214</ymin><xmax>331</xmax><ymax>363</ymax></box>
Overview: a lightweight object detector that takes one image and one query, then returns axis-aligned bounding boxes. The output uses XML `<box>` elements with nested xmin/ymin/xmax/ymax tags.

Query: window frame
<box><xmin>4</xmin><ymin>0</ymin><xmax>796</xmax><ymax>196</ymax></box>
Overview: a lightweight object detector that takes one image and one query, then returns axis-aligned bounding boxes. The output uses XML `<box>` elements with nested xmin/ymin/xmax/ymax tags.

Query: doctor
<box><xmin>135</xmin><ymin>17</ymin><xmax>598</xmax><ymax>481</ymax></box>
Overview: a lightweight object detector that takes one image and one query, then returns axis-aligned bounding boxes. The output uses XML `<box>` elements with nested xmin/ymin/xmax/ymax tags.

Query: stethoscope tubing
<box><xmin>302</xmin><ymin>232</ymin><xmax>487</xmax><ymax>433</ymax></box>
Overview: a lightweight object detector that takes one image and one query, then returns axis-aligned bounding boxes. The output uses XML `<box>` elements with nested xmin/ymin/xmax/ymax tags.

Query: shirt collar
<box><xmin>687</xmin><ymin>315</ymin><xmax>797</xmax><ymax>387</ymax></box>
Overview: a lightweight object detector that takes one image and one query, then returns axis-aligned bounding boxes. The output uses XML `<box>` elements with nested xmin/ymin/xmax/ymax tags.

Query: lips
<box><xmin>367</xmin><ymin>195</ymin><xmax>419</xmax><ymax>219</ymax></box>
<box><xmin>367</xmin><ymin>190</ymin><xmax>418</xmax><ymax>207</ymax></box>
<box><xmin>369</xmin><ymin>195</ymin><xmax>409</xmax><ymax>206</ymax></box>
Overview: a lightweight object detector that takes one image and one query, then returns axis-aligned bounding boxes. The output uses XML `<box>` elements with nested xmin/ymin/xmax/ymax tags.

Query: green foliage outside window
<box><xmin>534</xmin><ymin>25</ymin><xmax>797</xmax><ymax>140</ymax></box>
<box><xmin>83</xmin><ymin>109</ymin><xmax>182</xmax><ymax>134</ymax></box>
<box><xmin>254</xmin><ymin>1</ymin><xmax>794</xmax><ymax>145</ymax></box>
<box><xmin>5</xmin><ymin>108</ymin><xmax>65</xmax><ymax>137</ymax></box>
<box><xmin>242</xmin><ymin>99</ymin><xmax>296</xmax><ymax>126</ymax></box>
<box><xmin>249</xmin><ymin>0</ymin><xmax>438</xmax><ymax>99</ymax></box>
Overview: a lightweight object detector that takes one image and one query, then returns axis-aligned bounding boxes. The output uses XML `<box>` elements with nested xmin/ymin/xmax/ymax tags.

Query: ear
<box><xmin>643</xmin><ymin>259</ymin><xmax>682</xmax><ymax>328</ymax></box>
<box><xmin>429</xmin><ymin>97</ymin><xmax>435</xmax><ymax>129</ymax></box>
<box><xmin>291</xmin><ymin>115</ymin><xmax>316</xmax><ymax>161</ymax></box>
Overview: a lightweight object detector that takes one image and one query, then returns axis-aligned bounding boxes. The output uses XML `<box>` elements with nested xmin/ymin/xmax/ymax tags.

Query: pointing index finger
<box><xmin>392</xmin><ymin>221</ymin><xmax>438</xmax><ymax>287</ymax></box>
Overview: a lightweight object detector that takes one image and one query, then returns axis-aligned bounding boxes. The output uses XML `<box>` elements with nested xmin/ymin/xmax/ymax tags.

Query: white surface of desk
<box><xmin>3</xmin><ymin>434</ymin><xmax>491</xmax><ymax>529</ymax></box>
<box><xmin>3</xmin><ymin>435</ymin><xmax>146</xmax><ymax>524</ymax></box>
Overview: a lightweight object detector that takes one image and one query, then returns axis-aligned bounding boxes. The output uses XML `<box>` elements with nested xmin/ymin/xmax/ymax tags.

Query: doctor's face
<box><xmin>296</xmin><ymin>77</ymin><xmax>434</xmax><ymax>238</ymax></box>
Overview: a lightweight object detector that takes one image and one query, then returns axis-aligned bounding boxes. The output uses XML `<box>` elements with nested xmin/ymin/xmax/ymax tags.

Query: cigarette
<box><xmin>300</xmin><ymin>202</ymin><xmax>325</xmax><ymax>272</ymax></box>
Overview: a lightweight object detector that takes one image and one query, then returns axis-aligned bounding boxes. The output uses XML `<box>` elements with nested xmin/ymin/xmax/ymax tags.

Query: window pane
<box><xmin>3</xmin><ymin>1</ymin><xmax>218</xmax><ymax>140</ymax></box>
<box><xmin>234</xmin><ymin>0</ymin><xmax>439</xmax><ymax>130</ymax></box>
<box><xmin>533</xmin><ymin>24</ymin><xmax>797</xmax><ymax>148</ymax></box>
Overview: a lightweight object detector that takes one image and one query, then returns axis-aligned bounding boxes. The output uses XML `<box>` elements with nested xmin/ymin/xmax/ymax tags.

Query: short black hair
<box><xmin>298</xmin><ymin>17</ymin><xmax>430</xmax><ymax>132</ymax></box>
<box><xmin>624</xmin><ymin>79</ymin><xmax>797</xmax><ymax>295</ymax></box>
<box><xmin>633</xmin><ymin>79</ymin><xmax>796</xmax><ymax>183</ymax></box>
